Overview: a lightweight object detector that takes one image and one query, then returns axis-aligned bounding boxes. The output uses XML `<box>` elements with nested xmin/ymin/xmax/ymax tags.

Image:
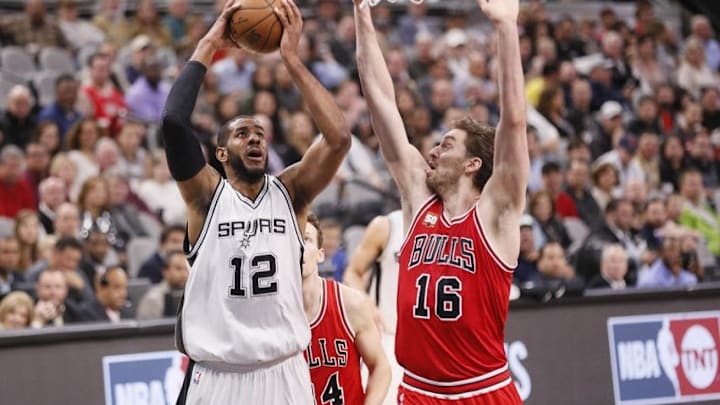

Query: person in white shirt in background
<box><xmin>133</xmin><ymin>151</ymin><xmax>186</xmax><ymax>226</ymax></box>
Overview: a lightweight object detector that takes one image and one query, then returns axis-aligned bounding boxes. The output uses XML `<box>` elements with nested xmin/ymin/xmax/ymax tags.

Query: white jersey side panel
<box><xmin>369</xmin><ymin>210</ymin><xmax>403</xmax><ymax>334</ymax></box>
<box><xmin>181</xmin><ymin>176</ymin><xmax>310</xmax><ymax>365</ymax></box>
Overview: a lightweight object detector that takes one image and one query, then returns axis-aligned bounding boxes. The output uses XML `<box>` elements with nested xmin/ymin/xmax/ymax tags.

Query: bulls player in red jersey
<box><xmin>303</xmin><ymin>214</ymin><xmax>391</xmax><ymax>404</ymax></box>
<box><xmin>354</xmin><ymin>0</ymin><xmax>527</xmax><ymax>403</ymax></box>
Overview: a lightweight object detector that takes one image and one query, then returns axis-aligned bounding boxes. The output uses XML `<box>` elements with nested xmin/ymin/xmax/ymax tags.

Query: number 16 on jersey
<box><xmin>413</xmin><ymin>274</ymin><xmax>462</xmax><ymax>320</ymax></box>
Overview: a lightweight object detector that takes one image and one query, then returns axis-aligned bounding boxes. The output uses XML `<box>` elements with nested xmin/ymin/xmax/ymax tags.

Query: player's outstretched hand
<box><xmin>203</xmin><ymin>0</ymin><xmax>243</xmax><ymax>49</ymax></box>
<box><xmin>477</xmin><ymin>0</ymin><xmax>519</xmax><ymax>24</ymax></box>
<box><xmin>274</xmin><ymin>0</ymin><xmax>303</xmax><ymax>60</ymax></box>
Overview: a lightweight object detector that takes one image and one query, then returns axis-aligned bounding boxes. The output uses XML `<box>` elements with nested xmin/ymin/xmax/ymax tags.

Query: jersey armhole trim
<box><xmin>473</xmin><ymin>207</ymin><xmax>517</xmax><ymax>272</ymax></box>
<box><xmin>309</xmin><ymin>279</ymin><xmax>328</xmax><ymax>329</ymax></box>
<box><xmin>186</xmin><ymin>179</ymin><xmax>225</xmax><ymax>261</ymax></box>
<box><xmin>271</xmin><ymin>177</ymin><xmax>305</xmax><ymax>249</ymax></box>
<box><xmin>336</xmin><ymin>282</ymin><xmax>356</xmax><ymax>341</ymax></box>
<box><xmin>399</xmin><ymin>195</ymin><xmax>438</xmax><ymax>253</ymax></box>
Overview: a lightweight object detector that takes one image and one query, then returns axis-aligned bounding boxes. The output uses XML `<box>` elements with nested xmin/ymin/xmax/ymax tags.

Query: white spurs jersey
<box><xmin>368</xmin><ymin>210</ymin><xmax>403</xmax><ymax>334</ymax></box>
<box><xmin>177</xmin><ymin>175</ymin><xmax>310</xmax><ymax>366</ymax></box>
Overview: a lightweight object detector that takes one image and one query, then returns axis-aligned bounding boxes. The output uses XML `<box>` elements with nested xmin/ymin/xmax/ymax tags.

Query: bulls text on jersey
<box><xmin>408</xmin><ymin>234</ymin><xmax>476</xmax><ymax>273</ymax></box>
<box><xmin>306</xmin><ymin>338</ymin><xmax>349</xmax><ymax>369</ymax></box>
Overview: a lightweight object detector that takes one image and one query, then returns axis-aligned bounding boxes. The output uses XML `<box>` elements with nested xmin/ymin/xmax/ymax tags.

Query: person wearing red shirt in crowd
<box><xmin>303</xmin><ymin>214</ymin><xmax>390</xmax><ymax>405</ymax></box>
<box><xmin>81</xmin><ymin>53</ymin><xmax>127</xmax><ymax>137</ymax></box>
<box><xmin>541</xmin><ymin>161</ymin><xmax>579</xmax><ymax>219</ymax></box>
<box><xmin>0</xmin><ymin>145</ymin><xmax>36</xmax><ymax>218</ymax></box>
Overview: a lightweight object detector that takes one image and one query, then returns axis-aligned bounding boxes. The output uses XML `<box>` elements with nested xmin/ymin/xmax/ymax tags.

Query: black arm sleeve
<box><xmin>161</xmin><ymin>61</ymin><xmax>208</xmax><ymax>181</ymax></box>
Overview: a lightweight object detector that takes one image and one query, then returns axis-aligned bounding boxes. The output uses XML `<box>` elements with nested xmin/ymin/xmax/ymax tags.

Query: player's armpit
<box><xmin>343</xmin><ymin>216</ymin><xmax>389</xmax><ymax>291</ymax></box>
<box><xmin>343</xmin><ymin>288</ymin><xmax>391</xmax><ymax>405</ymax></box>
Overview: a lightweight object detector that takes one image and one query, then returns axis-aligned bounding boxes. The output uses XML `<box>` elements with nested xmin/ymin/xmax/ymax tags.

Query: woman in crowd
<box><xmin>0</xmin><ymin>291</ymin><xmax>34</xmax><ymax>330</ymax></box>
<box><xmin>14</xmin><ymin>210</ymin><xmax>41</xmax><ymax>272</ymax></box>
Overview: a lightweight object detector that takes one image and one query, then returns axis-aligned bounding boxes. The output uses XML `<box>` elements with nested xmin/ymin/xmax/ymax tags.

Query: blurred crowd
<box><xmin>0</xmin><ymin>0</ymin><xmax>719</xmax><ymax>330</ymax></box>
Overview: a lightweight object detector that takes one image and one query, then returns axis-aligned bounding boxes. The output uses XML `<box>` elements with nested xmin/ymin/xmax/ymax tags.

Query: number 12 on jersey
<box><xmin>413</xmin><ymin>274</ymin><xmax>462</xmax><ymax>320</ymax></box>
<box><xmin>228</xmin><ymin>254</ymin><xmax>278</xmax><ymax>297</ymax></box>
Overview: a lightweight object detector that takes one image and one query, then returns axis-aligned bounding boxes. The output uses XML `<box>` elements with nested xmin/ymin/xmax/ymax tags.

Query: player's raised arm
<box><xmin>343</xmin><ymin>215</ymin><xmax>389</xmax><ymax>291</ymax></box>
<box><xmin>343</xmin><ymin>288</ymin><xmax>391</xmax><ymax>405</ymax></box>
<box><xmin>273</xmin><ymin>0</ymin><xmax>351</xmax><ymax>212</ymax></box>
<box><xmin>479</xmin><ymin>0</ymin><xmax>529</xmax><ymax>214</ymax></box>
<box><xmin>160</xmin><ymin>0</ymin><xmax>240</xmax><ymax>243</ymax></box>
<box><xmin>353</xmin><ymin>0</ymin><xmax>431</xmax><ymax>209</ymax></box>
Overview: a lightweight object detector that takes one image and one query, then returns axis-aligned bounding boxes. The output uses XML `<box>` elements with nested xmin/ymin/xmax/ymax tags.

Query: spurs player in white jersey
<box><xmin>344</xmin><ymin>136</ymin><xmax>434</xmax><ymax>404</ymax></box>
<box><xmin>161</xmin><ymin>1</ymin><xmax>350</xmax><ymax>404</ymax></box>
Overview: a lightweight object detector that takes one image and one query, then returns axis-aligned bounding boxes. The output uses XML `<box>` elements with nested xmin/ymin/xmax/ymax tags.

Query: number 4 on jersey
<box><xmin>321</xmin><ymin>372</ymin><xmax>344</xmax><ymax>405</ymax></box>
<box><xmin>413</xmin><ymin>274</ymin><xmax>462</xmax><ymax>320</ymax></box>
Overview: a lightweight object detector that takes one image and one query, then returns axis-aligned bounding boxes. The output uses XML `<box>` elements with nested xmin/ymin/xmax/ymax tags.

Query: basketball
<box><xmin>228</xmin><ymin>0</ymin><xmax>283</xmax><ymax>54</ymax></box>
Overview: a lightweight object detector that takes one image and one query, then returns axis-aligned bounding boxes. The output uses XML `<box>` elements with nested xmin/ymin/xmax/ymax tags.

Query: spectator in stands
<box><xmin>554</xmin><ymin>16</ymin><xmax>587</xmax><ymax>61</ymax></box>
<box><xmin>0</xmin><ymin>146</ymin><xmax>36</xmax><ymax>218</ymax></box>
<box><xmin>656</xmin><ymin>84</ymin><xmax>678</xmax><ymax>133</ymax></box>
<box><xmin>0</xmin><ymin>85</ymin><xmax>37</xmax><ymax>149</ymax></box>
<box><xmin>591</xmin><ymin>161</ymin><xmax>620</xmax><ymax>212</ymax></box>
<box><xmin>564</xmin><ymin>159</ymin><xmax>603</xmax><ymax>229</ymax></box>
<box><xmin>639</xmin><ymin>198</ymin><xmax>668</xmax><ymax>254</ymax></box>
<box><xmin>57</xmin><ymin>0</ymin><xmax>105</xmax><ymax>50</ymax></box>
<box><xmin>32</xmin><ymin>121</ymin><xmax>62</xmax><ymax>158</ymax></box>
<box><xmin>659</xmin><ymin>134</ymin><xmax>688</xmax><ymax>193</ymax></box>
<box><xmin>700</xmin><ymin>87</ymin><xmax>720</xmax><ymax>131</ymax></box>
<box><xmin>76</xmin><ymin>176</ymin><xmax>121</xmax><ymax>248</ymax></box>
<box><xmin>674</xmin><ymin>101</ymin><xmax>703</xmax><ymax>143</ymax></box>
<box><xmin>690</xmin><ymin>15</ymin><xmax>720</xmax><ymax>71</ymax></box>
<box><xmin>30</xmin><ymin>269</ymin><xmax>72</xmax><ymax>327</ymax></box>
<box><xmin>0</xmin><ymin>237</ymin><xmax>22</xmax><ymax>300</ymax></box>
<box><xmin>95</xmin><ymin>137</ymin><xmax>121</xmax><ymax>174</ymax></box>
<box><xmin>125</xmin><ymin>55</ymin><xmax>171</xmax><ymax>123</ymax></box>
<box><xmin>429</xmin><ymin>79</ymin><xmax>455</xmax><ymax>130</ymax></box>
<box><xmin>515</xmin><ymin>215</ymin><xmax>541</xmax><ymax>284</ymax></box>
<box><xmin>318</xmin><ymin>218</ymin><xmax>347</xmax><ymax>281</ymax></box>
<box><xmin>0</xmin><ymin>291</ymin><xmax>34</xmax><ymax>330</ymax></box>
<box><xmin>537</xmin><ymin>85</ymin><xmax>575</xmax><ymax>140</ymax></box>
<box><xmin>273</xmin><ymin>63</ymin><xmax>302</xmax><ymax>113</ymax></box>
<box><xmin>575</xmin><ymin>199</ymin><xmax>645</xmax><ymax>283</ymax></box>
<box><xmin>566</xmin><ymin>79</ymin><xmax>596</xmax><ymax>142</ymax></box>
<box><xmin>602</xmin><ymin>31</ymin><xmax>634</xmax><ymax>90</ymax></box>
<box><xmin>628</xmin><ymin>95</ymin><xmax>662</xmax><ymax>137</ymax></box>
<box><xmin>676</xmin><ymin>37</ymin><xmax>716</xmax><ymax>100</ymax></box>
<box><xmin>81</xmin><ymin>229</ymin><xmax>118</xmax><ymax>287</ymax></box>
<box><xmin>80</xmin><ymin>53</ymin><xmax>127</xmax><ymax>137</ymax></box>
<box><xmin>37</xmin><ymin>75</ymin><xmax>82</xmax><ymax>140</ymax></box>
<box><xmin>24</xmin><ymin>142</ymin><xmax>50</xmax><ymax>202</ymax></box>
<box><xmin>28</xmin><ymin>237</ymin><xmax>92</xmax><ymax>304</ymax></box>
<box><xmin>637</xmin><ymin>237</ymin><xmax>698</xmax><ymax>288</ymax></box>
<box><xmin>527</xmin><ymin>127</ymin><xmax>544</xmax><ymax>193</ymax></box>
<box><xmin>537</xmin><ymin>242</ymin><xmax>584</xmax><ymax>292</ymax></box>
<box><xmin>163</xmin><ymin>0</ymin><xmax>190</xmax><ymax>42</ymax></box>
<box><xmin>52</xmin><ymin>203</ymin><xmax>80</xmax><ymax>240</ymax></box>
<box><xmin>588</xmin><ymin>59</ymin><xmax>623</xmax><ymax>111</ymax></box>
<box><xmin>590</xmin><ymin>101</ymin><xmax>625</xmax><ymax>160</ymax></box>
<box><xmin>14</xmin><ymin>210</ymin><xmax>40</xmax><ymax>272</ymax></box>
<box><xmin>212</xmin><ymin>48</ymin><xmax>256</xmax><ymax>95</ymax></box>
<box><xmin>686</xmin><ymin>131</ymin><xmax>719</xmax><ymax>189</ymax></box>
<box><xmin>633</xmin><ymin>131</ymin><xmax>661</xmax><ymax>191</ymax></box>
<box><xmin>587</xmin><ymin>244</ymin><xmax>629</xmax><ymax>289</ymax></box>
<box><xmin>596</xmin><ymin>135</ymin><xmax>643</xmax><ymax>188</ymax></box>
<box><xmin>541</xmin><ymin>161</ymin><xmax>578</xmax><ymax>219</ymax></box>
<box><xmin>92</xmin><ymin>0</ymin><xmax>124</xmax><ymax>39</ymax></box>
<box><xmin>37</xmin><ymin>177</ymin><xmax>67</xmax><ymax>235</ymax></box>
<box><xmin>67</xmin><ymin>266</ymin><xmax>132</xmax><ymax>323</ymax></box>
<box><xmin>135</xmin><ymin>152</ymin><xmax>186</xmax><ymax>226</ymax></box>
<box><xmin>631</xmin><ymin>35</ymin><xmax>669</xmax><ymax>94</ymax></box>
<box><xmin>138</xmin><ymin>225</ymin><xmax>185</xmax><ymax>284</ymax></box>
<box><xmin>64</xmin><ymin>119</ymin><xmax>102</xmax><ymax>201</ymax></box>
<box><xmin>278</xmin><ymin>111</ymin><xmax>317</xmax><ymax>167</ymax></box>
<box><xmin>0</xmin><ymin>0</ymin><xmax>67</xmax><ymax>49</ymax></box>
<box><xmin>106</xmin><ymin>175</ymin><xmax>152</xmax><ymax>248</ymax></box>
<box><xmin>678</xmin><ymin>169</ymin><xmax>720</xmax><ymax>258</ymax></box>
<box><xmin>137</xmin><ymin>250</ymin><xmax>188</xmax><ymax>320</ymax></box>
<box><xmin>114</xmin><ymin>121</ymin><xmax>150</xmax><ymax>180</ymax></box>
<box><xmin>567</xmin><ymin>139</ymin><xmax>592</xmax><ymax>164</ymax></box>
<box><xmin>528</xmin><ymin>190</ymin><xmax>571</xmax><ymax>249</ymax></box>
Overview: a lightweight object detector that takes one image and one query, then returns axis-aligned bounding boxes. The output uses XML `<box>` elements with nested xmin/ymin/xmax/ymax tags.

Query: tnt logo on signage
<box><xmin>608</xmin><ymin>311</ymin><xmax>720</xmax><ymax>405</ymax></box>
<box><xmin>103</xmin><ymin>351</ymin><xmax>188</xmax><ymax>405</ymax></box>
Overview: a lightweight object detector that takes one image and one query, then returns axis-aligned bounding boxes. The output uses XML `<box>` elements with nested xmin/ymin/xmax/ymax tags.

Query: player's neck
<box><xmin>227</xmin><ymin>175</ymin><xmax>266</xmax><ymax>202</ymax></box>
<box><xmin>439</xmin><ymin>184</ymin><xmax>481</xmax><ymax>219</ymax></box>
<box><xmin>302</xmin><ymin>273</ymin><xmax>323</xmax><ymax>323</ymax></box>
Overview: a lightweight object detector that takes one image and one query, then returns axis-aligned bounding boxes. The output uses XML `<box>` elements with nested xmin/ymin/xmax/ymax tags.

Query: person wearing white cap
<box><xmin>589</xmin><ymin>100</ymin><xmax>625</xmax><ymax>160</ymax></box>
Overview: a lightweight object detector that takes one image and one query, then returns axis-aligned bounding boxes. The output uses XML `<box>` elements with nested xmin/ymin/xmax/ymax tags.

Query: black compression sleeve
<box><xmin>161</xmin><ymin>61</ymin><xmax>208</xmax><ymax>181</ymax></box>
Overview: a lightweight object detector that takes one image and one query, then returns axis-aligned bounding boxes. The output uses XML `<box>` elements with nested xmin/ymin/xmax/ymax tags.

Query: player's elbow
<box><xmin>330</xmin><ymin>129</ymin><xmax>352</xmax><ymax>154</ymax></box>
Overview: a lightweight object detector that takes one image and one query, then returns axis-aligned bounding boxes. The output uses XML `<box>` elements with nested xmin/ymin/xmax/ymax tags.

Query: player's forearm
<box><xmin>283</xmin><ymin>55</ymin><xmax>350</xmax><ymax>151</ymax></box>
<box><xmin>354</xmin><ymin>5</ymin><xmax>394</xmax><ymax>106</ymax></box>
<box><xmin>495</xmin><ymin>21</ymin><xmax>526</xmax><ymax>129</ymax></box>
<box><xmin>189</xmin><ymin>39</ymin><xmax>219</xmax><ymax>69</ymax></box>
<box><xmin>363</xmin><ymin>361</ymin><xmax>392</xmax><ymax>405</ymax></box>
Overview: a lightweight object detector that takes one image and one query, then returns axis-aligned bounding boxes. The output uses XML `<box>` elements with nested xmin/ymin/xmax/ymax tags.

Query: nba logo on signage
<box><xmin>103</xmin><ymin>351</ymin><xmax>188</xmax><ymax>405</ymax></box>
<box><xmin>608</xmin><ymin>311</ymin><xmax>720</xmax><ymax>404</ymax></box>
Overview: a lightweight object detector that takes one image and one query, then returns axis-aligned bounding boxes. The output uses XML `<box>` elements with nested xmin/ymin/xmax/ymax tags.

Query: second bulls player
<box><xmin>303</xmin><ymin>214</ymin><xmax>391</xmax><ymax>405</ymax></box>
<box><xmin>354</xmin><ymin>0</ymin><xmax>527</xmax><ymax>403</ymax></box>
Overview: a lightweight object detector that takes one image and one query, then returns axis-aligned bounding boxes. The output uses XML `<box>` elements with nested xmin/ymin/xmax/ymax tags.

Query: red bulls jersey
<box><xmin>396</xmin><ymin>196</ymin><xmax>516</xmax><ymax>398</ymax></box>
<box><xmin>304</xmin><ymin>279</ymin><xmax>365</xmax><ymax>405</ymax></box>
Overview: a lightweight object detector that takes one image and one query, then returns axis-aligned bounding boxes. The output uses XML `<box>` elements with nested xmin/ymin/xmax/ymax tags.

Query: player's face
<box><xmin>222</xmin><ymin>117</ymin><xmax>268</xmax><ymax>182</ymax></box>
<box><xmin>426</xmin><ymin>130</ymin><xmax>470</xmax><ymax>193</ymax></box>
<box><xmin>302</xmin><ymin>223</ymin><xmax>325</xmax><ymax>278</ymax></box>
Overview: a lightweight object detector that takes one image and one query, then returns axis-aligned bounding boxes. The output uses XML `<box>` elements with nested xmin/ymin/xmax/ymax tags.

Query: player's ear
<box><xmin>465</xmin><ymin>157</ymin><xmax>482</xmax><ymax>174</ymax></box>
<box><xmin>216</xmin><ymin>146</ymin><xmax>227</xmax><ymax>163</ymax></box>
<box><xmin>317</xmin><ymin>248</ymin><xmax>326</xmax><ymax>264</ymax></box>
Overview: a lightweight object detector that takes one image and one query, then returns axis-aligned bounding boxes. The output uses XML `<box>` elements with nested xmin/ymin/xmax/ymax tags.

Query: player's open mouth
<box><xmin>247</xmin><ymin>149</ymin><xmax>263</xmax><ymax>161</ymax></box>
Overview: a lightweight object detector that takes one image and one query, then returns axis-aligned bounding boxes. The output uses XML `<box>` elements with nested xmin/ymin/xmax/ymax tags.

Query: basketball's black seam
<box><xmin>261</xmin><ymin>19</ymin><xmax>279</xmax><ymax>52</ymax></box>
<box><xmin>235</xmin><ymin>11</ymin><xmax>276</xmax><ymax>38</ymax></box>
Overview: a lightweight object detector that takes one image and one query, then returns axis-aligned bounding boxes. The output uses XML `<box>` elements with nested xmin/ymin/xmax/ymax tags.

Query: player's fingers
<box><xmin>287</xmin><ymin>0</ymin><xmax>302</xmax><ymax>25</ymax></box>
<box><xmin>281</xmin><ymin>0</ymin><xmax>294</xmax><ymax>27</ymax></box>
<box><xmin>273</xmin><ymin>2</ymin><xmax>290</xmax><ymax>28</ymax></box>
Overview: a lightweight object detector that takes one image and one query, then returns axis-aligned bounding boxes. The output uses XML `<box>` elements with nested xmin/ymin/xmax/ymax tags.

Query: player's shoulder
<box><xmin>338</xmin><ymin>283</ymin><xmax>373</xmax><ymax>331</ymax></box>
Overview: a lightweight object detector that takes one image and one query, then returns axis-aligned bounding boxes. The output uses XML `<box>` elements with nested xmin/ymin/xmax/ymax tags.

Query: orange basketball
<box><xmin>228</xmin><ymin>0</ymin><xmax>283</xmax><ymax>54</ymax></box>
